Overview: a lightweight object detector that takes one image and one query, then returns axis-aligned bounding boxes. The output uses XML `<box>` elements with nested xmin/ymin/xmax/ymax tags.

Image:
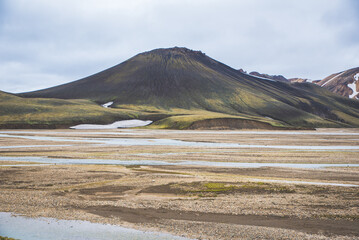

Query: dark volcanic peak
<box><xmin>144</xmin><ymin>47</ymin><xmax>205</xmax><ymax>56</ymax></box>
<box><xmin>138</xmin><ymin>47</ymin><xmax>221</xmax><ymax>70</ymax></box>
<box><xmin>136</xmin><ymin>47</ymin><xmax>210</xmax><ymax>66</ymax></box>
<box><xmin>19</xmin><ymin>46</ymin><xmax>242</xmax><ymax>107</ymax></box>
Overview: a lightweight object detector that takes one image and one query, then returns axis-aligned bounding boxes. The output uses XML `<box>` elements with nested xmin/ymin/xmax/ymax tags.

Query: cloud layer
<box><xmin>1</xmin><ymin>0</ymin><xmax>359</xmax><ymax>92</ymax></box>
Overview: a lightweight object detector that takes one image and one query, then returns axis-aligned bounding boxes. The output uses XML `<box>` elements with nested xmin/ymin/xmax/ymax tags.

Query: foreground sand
<box><xmin>0</xmin><ymin>129</ymin><xmax>358</xmax><ymax>239</ymax></box>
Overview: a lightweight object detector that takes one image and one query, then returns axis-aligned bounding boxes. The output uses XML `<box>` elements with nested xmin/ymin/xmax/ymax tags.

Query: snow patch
<box><xmin>102</xmin><ymin>101</ymin><xmax>113</xmax><ymax>108</ymax></box>
<box><xmin>348</xmin><ymin>73</ymin><xmax>359</xmax><ymax>99</ymax></box>
<box><xmin>244</xmin><ymin>72</ymin><xmax>276</xmax><ymax>82</ymax></box>
<box><xmin>70</xmin><ymin>120</ymin><xmax>153</xmax><ymax>130</ymax></box>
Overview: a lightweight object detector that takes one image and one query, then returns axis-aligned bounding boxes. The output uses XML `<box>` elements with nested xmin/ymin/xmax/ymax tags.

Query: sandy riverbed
<box><xmin>0</xmin><ymin>129</ymin><xmax>358</xmax><ymax>239</ymax></box>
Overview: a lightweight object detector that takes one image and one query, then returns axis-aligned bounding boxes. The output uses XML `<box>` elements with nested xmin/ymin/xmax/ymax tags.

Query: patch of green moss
<box><xmin>172</xmin><ymin>181</ymin><xmax>296</xmax><ymax>197</ymax></box>
<box><xmin>175</xmin><ymin>182</ymin><xmax>237</xmax><ymax>197</ymax></box>
<box><xmin>239</xmin><ymin>182</ymin><xmax>295</xmax><ymax>193</ymax></box>
<box><xmin>202</xmin><ymin>182</ymin><xmax>236</xmax><ymax>192</ymax></box>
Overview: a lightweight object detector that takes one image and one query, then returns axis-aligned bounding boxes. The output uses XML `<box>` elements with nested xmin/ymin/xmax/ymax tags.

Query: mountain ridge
<box><xmin>245</xmin><ymin>67</ymin><xmax>359</xmax><ymax>100</ymax></box>
<box><xmin>12</xmin><ymin>47</ymin><xmax>359</xmax><ymax>129</ymax></box>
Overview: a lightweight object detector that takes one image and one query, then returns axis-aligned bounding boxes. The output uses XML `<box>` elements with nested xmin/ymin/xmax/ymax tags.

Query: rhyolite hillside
<box><xmin>255</xmin><ymin>67</ymin><xmax>359</xmax><ymax>99</ymax></box>
<box><xmin>317</xmin><ymin>67</ymin><xmax>359</xmax><ymax>100</ymax></box>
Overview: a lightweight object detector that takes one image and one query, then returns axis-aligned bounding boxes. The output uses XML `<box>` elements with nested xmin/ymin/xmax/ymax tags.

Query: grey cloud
<box><xmin>1</xmin><ymin>0</ymin><xmax>359</xmax><ymax>92</ymax></box>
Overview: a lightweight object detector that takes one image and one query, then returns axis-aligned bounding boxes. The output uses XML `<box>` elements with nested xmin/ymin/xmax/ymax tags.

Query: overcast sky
<box><xmin>1</xmin><ymin>0</ymin><xmax>359</xmax><ymax>93</ymax></box>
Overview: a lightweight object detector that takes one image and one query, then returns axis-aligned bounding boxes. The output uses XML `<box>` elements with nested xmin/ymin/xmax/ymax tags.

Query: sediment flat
<box><xmin>0</xmin><ymin>129</ymin><xmax>358</xmax><ymax>239</ymax></box>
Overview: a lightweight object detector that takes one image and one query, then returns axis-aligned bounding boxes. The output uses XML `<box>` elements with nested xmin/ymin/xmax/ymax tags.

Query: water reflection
<box><xmin>0</xmin><ymin>212</ymin><xmax>190</xmax><ymax>240</ymax></box>
<box><xmin>1</xmin><ymin>133</ymin><xmax>359</xmax><ymax>150</ymax></box>
<box><xmin>0</xmin><ymin>156</ymin><xmax>358</xmax><ymax>169</ymax></box>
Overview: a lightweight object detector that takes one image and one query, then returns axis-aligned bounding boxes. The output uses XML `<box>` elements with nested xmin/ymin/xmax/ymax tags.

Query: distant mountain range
<box><xmin>2</xmin><ymin>47</ymin><xmax>359</xmax><ymax>129</ymax></box>
<box><xmin>246</xmin><ymin>67</ymin><xmax>359</xmax><ymax>100</ymax></box>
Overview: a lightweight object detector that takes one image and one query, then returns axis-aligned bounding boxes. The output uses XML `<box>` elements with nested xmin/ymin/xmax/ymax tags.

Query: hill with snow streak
<box><xmin>317</xmin><ymin>67</ymin><xmax>359</xmax><ymax>100</ymax></box>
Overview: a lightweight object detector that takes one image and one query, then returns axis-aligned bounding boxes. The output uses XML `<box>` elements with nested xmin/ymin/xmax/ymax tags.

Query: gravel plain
<box><xmin>0</xmin><ymin>129</ymin><xmax>358</xmax><ymax>239</ymax></box>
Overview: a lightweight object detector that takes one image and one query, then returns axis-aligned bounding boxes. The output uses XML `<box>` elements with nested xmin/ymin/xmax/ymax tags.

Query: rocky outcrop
<box><xmin>249</xmin><ymin>71</ymin><xmax>288</xmax><ymax>82</ymax></box>
<box><xmin>289</xmin><ymin>78</ymin><xmax>320</xmax><ymax>84</ymax></box>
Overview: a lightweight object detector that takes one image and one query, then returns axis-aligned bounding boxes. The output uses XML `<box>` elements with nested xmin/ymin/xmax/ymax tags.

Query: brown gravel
<box><xmin>0</xmin><ymin>164</ymin><xmax>358</xmax><ymax>239</ymax></box>
<box><xmin>0</xmin><ymin>129</ymin><xmax>359</xmax><ymax>239</ymax></box>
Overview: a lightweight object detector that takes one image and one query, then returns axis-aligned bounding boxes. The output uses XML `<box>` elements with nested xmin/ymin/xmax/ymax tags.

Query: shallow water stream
<box><xmin>1</xmin><ymin>133</ymin><xmax>359</xmax><ymax>150</ymax></box>
<box><xmin>1</xmin><ymin>156</ymin><xmax>358</xmax><ymax>169</ymax></box>
<box><xmin>0</xmin><ymin>212</ymin><xmax>189</xmax><ymax>240</ymax></box>
<box><xmin>2</xmin><ymin>156</ymin><xmax>358</xmax><ymax>187</ymax></box>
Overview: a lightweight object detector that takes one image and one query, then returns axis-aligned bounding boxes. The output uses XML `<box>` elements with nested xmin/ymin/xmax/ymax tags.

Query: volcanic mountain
<box><xmin>317</xmin><ymin>67</ymin><xmax>359</xmax><ymax>100</ymax></box>
<box><xmin>18</xmin><ymin>47</ymin><xmax>359</xmax><ymax>129</ymax></box>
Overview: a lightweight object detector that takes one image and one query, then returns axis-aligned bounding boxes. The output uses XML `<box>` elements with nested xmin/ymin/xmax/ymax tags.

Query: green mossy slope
<box><xmin>0</xmin><ymin>91</ymin><xmax>151</xmax><ymax>128</ymax></box>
